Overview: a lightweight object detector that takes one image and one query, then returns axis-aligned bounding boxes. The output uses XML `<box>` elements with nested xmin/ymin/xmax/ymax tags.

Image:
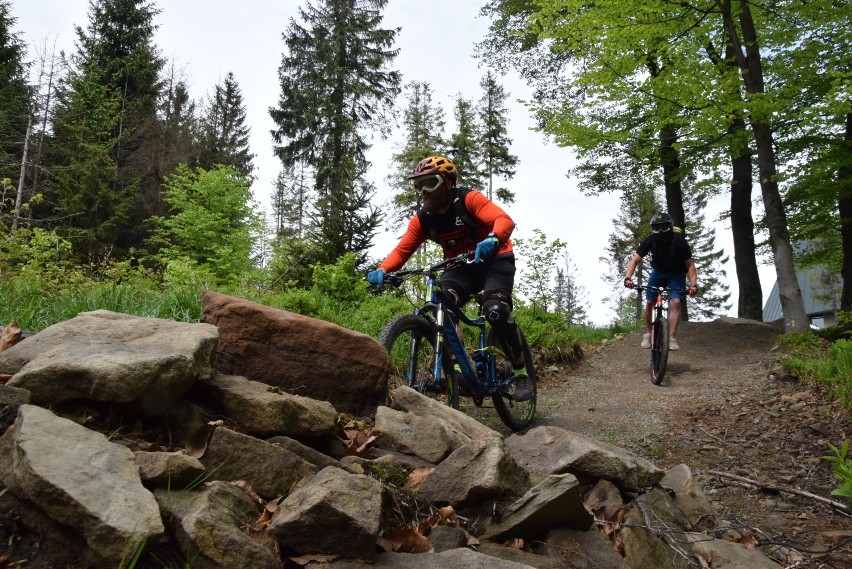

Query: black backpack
<box><xmin>416</xmin><ymin>185</ymin><xmax>485</xmax><ymax>241</ymax></box>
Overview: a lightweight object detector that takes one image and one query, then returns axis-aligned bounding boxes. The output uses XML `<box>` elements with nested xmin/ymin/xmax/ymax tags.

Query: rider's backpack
<box><xmin>416</xmin><ymin>185</ymin><xmax>485</xmax><ymax>241</ymax></box>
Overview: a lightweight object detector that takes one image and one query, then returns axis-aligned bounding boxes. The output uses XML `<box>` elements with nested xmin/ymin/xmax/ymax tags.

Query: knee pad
<box><xmin>482</xmin><ymin>298</ymin><xmax>511</xmax><ymax>326</ymax></box>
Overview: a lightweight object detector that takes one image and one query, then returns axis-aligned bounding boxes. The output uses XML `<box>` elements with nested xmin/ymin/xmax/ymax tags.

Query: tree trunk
<box><xmin>660</xmin><ymin>125</ymin><xmax>685</xmax><ymax>231</ymax></box>
<box><xmin>839</xmin><ymin>108</ymin><xmax>852</xmax><ymax>313</ymax></box>
<box><xmin>13</xmin><ymin>112</ymin><xmax>33</xmax><ymax>231</ymax></box>
<box><xmin>729</xmin><ymin>134</ymin><xmax>763</xmax><ymax>320</ymax></box>
<box><xmin>721</xmin><ymin>0</ymin><xmax>809</xmax><ymax>331</ymax></box>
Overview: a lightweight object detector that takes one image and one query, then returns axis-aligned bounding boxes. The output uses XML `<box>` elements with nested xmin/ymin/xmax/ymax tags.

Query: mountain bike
<box><xmin>376</xmin><ymin>253</ymin><xmax>536</xmax><ymax>431</ymax></box>
<box><xmin>635</xmin><ymin>285</ymin><xmax>685</xmax><ymax>386</ymax></box>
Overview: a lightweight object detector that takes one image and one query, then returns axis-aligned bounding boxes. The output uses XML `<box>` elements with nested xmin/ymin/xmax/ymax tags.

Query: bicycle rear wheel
<box><xmin>650</xmin><ymin>315</ymin><xmax>670</xmax><ymax>385</ymax></box>
<box><xmin>378</xmin><ymin>314</ymin><xmax>458</xmax><ymax>408</ymax></box>
<box><xmin>488</xmin><ymin>327</ymin><xmax>536</xmax><ymax>431</ymax></box>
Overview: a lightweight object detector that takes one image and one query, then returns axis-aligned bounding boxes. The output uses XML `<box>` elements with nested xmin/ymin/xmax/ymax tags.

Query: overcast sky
<box><xmin>11</xmin><ymin>0</ymin><xmax>776</xmax><ymax>325</ymax></box>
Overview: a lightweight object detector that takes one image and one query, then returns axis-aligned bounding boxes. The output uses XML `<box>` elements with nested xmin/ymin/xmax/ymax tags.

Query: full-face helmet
<box><xmin>650</xmin><ymin>212</ymin><xmax>674</xmax><ymax>234</ymax></box>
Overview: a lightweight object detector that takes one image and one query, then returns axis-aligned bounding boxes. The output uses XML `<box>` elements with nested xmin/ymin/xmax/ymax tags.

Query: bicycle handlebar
<box><xmin>384</xmin><ymin>252</ymin><xmax>475</xmax><ymax>288</ymax></box>
<box><xmin>633</xmin><ymin>285</ymin><xmax>688</xmax><ymax>295</ymax></box>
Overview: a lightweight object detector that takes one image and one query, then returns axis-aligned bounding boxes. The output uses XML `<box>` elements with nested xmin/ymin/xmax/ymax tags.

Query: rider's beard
<box><xmin>422</xmin><ymin>186</ymin><xmax>452</xmax><ymax>213</ymax></box>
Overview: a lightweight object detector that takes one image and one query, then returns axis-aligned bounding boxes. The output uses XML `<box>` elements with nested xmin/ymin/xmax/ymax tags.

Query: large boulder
<box><xmin>0</xmin><ymin>405</ymin><xmax>164</xmax><ymax>565</ymax></box>
<box><xmin>0</xmin><ymin>310</ymin><xmax>217</xmax><ymax>417</ymax></box>
<box><xmin>201</xmin><ymin>291</ymin><xmax>388</xmax><ymax>416</ymax></box>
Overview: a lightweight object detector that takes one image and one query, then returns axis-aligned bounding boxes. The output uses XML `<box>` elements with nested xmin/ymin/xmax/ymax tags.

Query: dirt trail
<box><xmin>536</xmin><ymin>318</ymin><xmax>781</xmax><ymax>442</ymax></box>
<box><xmin>533</xmin><ymin>317</ymin><xmax>852</xmax><ymax>568</ymax></box>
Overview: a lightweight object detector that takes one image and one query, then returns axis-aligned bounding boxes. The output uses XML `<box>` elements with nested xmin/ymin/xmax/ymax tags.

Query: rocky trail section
<box><xmin>535</xmin><ymin>317</ymin><xmax>852</xmax><ymax>568</ymax></box>
<box><xmin>0</xmin><ymin>297</ymin><xmax>849</xmax><ymax>569</ymax></box>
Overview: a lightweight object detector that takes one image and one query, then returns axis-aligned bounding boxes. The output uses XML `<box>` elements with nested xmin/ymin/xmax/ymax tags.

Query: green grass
<box><xmin>779</xmin><ymin>330</ymin><xmax>852</xmax><ymax>411</ymax></box>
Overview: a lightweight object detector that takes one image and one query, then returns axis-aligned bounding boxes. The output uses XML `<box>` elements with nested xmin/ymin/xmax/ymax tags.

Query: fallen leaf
<box><xmin>0</xmin><ymin>320</ymin><xmax>22</xmax><ymax>352</ymax></box>
<box><xmin>0</xmin><ymin>374</ymin><xmax>11</xmax><ymax>384</ymax></box>
<box><xmin>404</xmin><ymin>466</ymin><xmax>435</xmax><ymax>490</ymax></box>
<box><xmin>289</xmin><ymin>554</ymin><xmax>338</xmax><ymax>565</ymax></box>
<box><xmin>379</xmin><ymin>527</ymin><xmax>433</xmax><ymax>553</ymax></box>
<box><xmin>184</xmin><ymin>420</ymin><xmax>223</xmax><ymax>458</ymax></box>
<box><xmin>734</xmin><ymin>534</ymin><xmax>757</xmax><ymax>549</ymax></box>
<box><xmin>230</xmin><ymin>480</ymin><xmax>265</xmax><ymax>511</ymax></box>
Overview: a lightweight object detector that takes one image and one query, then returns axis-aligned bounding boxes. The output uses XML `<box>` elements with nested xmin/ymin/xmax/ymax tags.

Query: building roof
<box><xmin>762</xmin><ymin>266</ymin><xmax>842</xmax><ymax>322</ymax></box>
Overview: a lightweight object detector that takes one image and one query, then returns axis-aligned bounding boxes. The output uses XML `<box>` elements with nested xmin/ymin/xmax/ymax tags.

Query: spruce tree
<box><xmin>555</xmin><ymin>252</ymin><xmax>589</xmax><ymax>326</ymax></box>
<box><xmin>0</xmin><ymin>1</ymin><xmax>31</xmax><ymax>192</ymax></box>
<box><xmin>448</xmin><ymin>95</ymin><xmax>483</xmax><ymax>189</ymax></box>
<box><xmin>49</xmin><ymin>0</ymin><xmax>164</xmax><ymax>258</ymax></box>
<box><xmin>197</xmin><ymin>72</ymin><xmax>254</xmax><ymax>177</ymax></box>
<box><xmin>157</xmin><ymin>63</ymin><xmax>197</xmax><ymax>179</ymax></box>
<box><xmin>386</xmin><ymin>81</ymin><xmax>445</xmax><ymax>231</ymax></box>
<box><xmin>270</xmin><ymin>0</ymin><xmax>401</xmax><ymax>265</ymax></box>
<box><xmin>477</xmin><ymin>71</ymin><xmax>518</xmax><ymax>203</ymax></box>
<box><xmin>684</xmin><ymin>189</ymin><xmax>732</xmax><ymax>321</ymax></box>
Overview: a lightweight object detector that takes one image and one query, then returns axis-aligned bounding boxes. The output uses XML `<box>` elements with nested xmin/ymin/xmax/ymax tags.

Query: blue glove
<box><xmin>474</xmin><ymin>236</ymin><xmax>500</xmax><ymax>263</ymax></box>
<box><xmin>367</xmin><ymin>269</ymin><xmax>386</xmax><ymax>287</ymax></box>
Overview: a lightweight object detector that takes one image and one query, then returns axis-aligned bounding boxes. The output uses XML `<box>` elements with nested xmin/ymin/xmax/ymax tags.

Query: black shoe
<box><xmin>513</xmin><ymin>373</ymin><xmax>533</xmax><ymax>402</ymax></box>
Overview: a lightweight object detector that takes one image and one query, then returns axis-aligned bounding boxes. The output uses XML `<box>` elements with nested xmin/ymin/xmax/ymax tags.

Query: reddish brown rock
<box><xmin>201</xmin><ymin>291</ymin><xmax>388</xmax><ymax>416</ymax></box>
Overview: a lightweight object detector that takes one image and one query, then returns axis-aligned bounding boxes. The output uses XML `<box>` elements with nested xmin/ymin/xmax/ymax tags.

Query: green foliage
<box><xmin>478</xmin><ymin>71</ymin><xmax>518</xmax><ymax>203</ymax></box>
<box><xmin>48</xmin><ymin>0</ymin><xmax>165</xmax><ymax>258</ymax></box>
<box><xmin>821</xmin><ymin>440</ymin><xmax>852</xmax><ymax>509</ymax></box>
<box><xmin>780</xmin><ymin>333</ymin><xmax>852</xmax><ymax>410</ymax></box>
<box><xmin>270</xmin><ymin>0</ymin><xmax>400</xmax><ymax>263</ymax></box>
<box><xmin>513</xmin><ymin>228</ymin><xmax>566</xmax><ymax>312</ymax></box>
<box><xmin>146</xmin><ymin>164</ymin><xmax>262</xmax><ymax>283</ymax></box>
<box><xmin>196</xmin><ymin>71</ymin><xmax>255</xmax><ymax>176</ymax></box>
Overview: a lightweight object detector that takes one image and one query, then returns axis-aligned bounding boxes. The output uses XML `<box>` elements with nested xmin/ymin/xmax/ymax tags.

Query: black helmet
<box><xmin>650</xmin><ymin>212</ymin><xmax>674</xmax><ymax>234</ymax></box>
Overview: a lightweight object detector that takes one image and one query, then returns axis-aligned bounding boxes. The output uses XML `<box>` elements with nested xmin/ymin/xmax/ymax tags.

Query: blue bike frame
<box><xmin>419</xmin><ymin>272</ymin><xmax>496</xmax><ymax>397</ymax></box>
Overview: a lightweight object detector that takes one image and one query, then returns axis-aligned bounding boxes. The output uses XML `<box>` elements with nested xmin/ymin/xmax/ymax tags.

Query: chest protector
<box><xmin>416</xmin><ymin>185</ymin><xmax>486</xmax><ymax>254</ymax></box>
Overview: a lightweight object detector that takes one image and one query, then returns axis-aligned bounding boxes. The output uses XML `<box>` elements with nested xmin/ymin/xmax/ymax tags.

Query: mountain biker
<box><xmin>367</xmin><ymin>156</ymin><xmax>532</xmax><ymax>401</ymax></box>
<box><xmin>623</xmin><ymin>212</ymin><xmax>698</xmax><ymax>351</ymax></box>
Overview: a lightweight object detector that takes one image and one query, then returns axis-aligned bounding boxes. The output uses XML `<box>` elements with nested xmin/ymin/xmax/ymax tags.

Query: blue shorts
<box><xmin>647</xmin><ymin>271</ymin><xmax>687</xmax><ymax>301</ymax></box>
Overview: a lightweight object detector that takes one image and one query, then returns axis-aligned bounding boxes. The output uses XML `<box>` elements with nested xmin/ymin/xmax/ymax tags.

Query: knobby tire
<box><xmin>650</xmin><ymin>316</ymin><xmax>670</xmax><ymax>385</ymax></box>
<box><xmin>487</xmin><ymin>327</ymin><xmax>537</xmax><ymax>431</ymax></box>
<box><xmin>378</xmin><ymin>314</ymin><xmax>458</xmax><ymax>409</ymax></box>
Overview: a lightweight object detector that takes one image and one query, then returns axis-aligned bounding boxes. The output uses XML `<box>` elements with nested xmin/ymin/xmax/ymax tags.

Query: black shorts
<box><xmin>441</xmin><ymin>252</ymin><xmax>515</xmax><ymax>308</ymax></box>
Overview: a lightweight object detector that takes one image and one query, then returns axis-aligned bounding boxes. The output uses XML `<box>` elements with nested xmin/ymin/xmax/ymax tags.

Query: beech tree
<box><xmin>479</xmin><ymin>0</ymin><xmax>817</xmax><ymax>331</ymax></box>
<box><xmin>146</xmin><ymin>164</ymin><xmax>262</xmax><ymax>281</ymax></box>
<box><xmin>270</xmin><ymin>0</ymin><xmax>400</xmax><ymax>265</ymax></box>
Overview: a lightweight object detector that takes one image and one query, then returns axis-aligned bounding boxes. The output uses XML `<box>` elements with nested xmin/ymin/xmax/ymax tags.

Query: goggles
<box><xmin>413</xmin><ymin>174</ymin><xmax>445</xmax><ymax>193</ymax></box>
<box><xmin>651</xmin><ymin>222</ymin><xmax>673</xmax><ymax>234</ymax></box>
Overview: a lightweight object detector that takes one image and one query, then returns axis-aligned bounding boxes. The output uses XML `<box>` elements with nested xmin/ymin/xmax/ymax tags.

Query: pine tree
<box><xmin>49</xmin><ymin>0</ymin><xmax>164</xmax><ymax>258</ymax></box>
<box><xmin>270</xmin><ymin>0</ymin><xmax>401</xmax><ymax>265</ymax></box>
<box><xmin>477</xmin><ymin>71</ymin><xmax>518</xmax><ymax>203</ymax></box>
<box><xmin>386</xmin><ymin>81</ymin><xmax>445</xmax><ymax>231</ymax></box>
<box><xmin>448</xmin><ymin>95</ymin><xmax>483</xmax><ymax>189</ymax></box>
<box><xmin>197</xmin><ymin>72</ymin><xmax>254</xmax><ymax>177</ymax></box>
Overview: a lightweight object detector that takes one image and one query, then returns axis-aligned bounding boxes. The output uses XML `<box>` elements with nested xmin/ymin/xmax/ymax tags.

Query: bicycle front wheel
<box><xmin>488</xmin><ymin>327</ymin><xmax>536</xmax><ymax>431</ymax></box>
<box><xmin>650</xmin><ymin>315</ymin><xmax>670</xmax><ymax>385</ymax></box>
<box><xmin>378</xmin><ymin>314</ymin><xmax>458</xmax><ymax>409</ymax></box>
